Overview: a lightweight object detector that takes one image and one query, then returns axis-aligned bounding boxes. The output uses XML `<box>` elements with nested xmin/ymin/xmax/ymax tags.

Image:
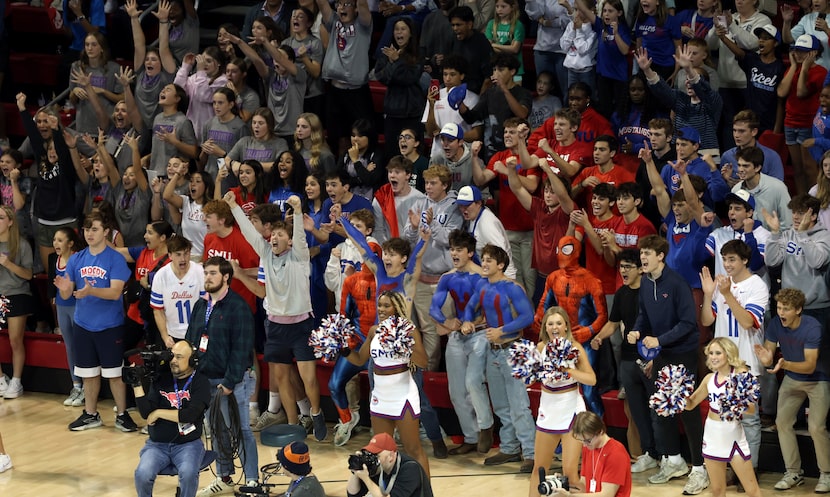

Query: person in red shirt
<box><xmin>201</xmin><ymin>199</ymin><xmax>260</xmax><ymax>312</ymax></box>
<box><xmin>568</xmin><ymin>411</ymin><xmax>633</xmax><ymax>497</ymax></box>
<box><xmin>600</xmin><ymin>182</ymin><xmax>657</xmax><ymax>290</ymax></box>
<box><xmin>527</xmin><ymin>83</ymin><xmax>614</xmax><ymax>153</ymax></box>
<box><xmin>571</xmin><ymin>135</ymin><xmax>635</xmax><ymax>209</ymax></box>
<box><xmin>778</xmin><ymin>34</ymin><xmax>827</xmax><ymax>193</ymax></box>
<box><xmin>472</xmin><ymin>117</ymin><xmax>542</xmax><ymax>296</ymax></box>
<box><xmin>572</xmin><ymin>183</ymin><xmax>620</xmax><ymax>297</ymax></box>
<box><xmin>529</xmin><ymin>108</ymin><xmax>594</xmax><ymax>179</ymax></box>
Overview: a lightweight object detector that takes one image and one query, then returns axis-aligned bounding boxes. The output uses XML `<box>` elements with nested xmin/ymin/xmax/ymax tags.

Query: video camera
<box><xmin>538</xmin><ymin>468</ymin><xmax>569</xmax><ymax>496</ymax></box>
<box><xmin>348</xmin><ymin>450</ymin><xmax>381</xmax><ymax>475</ymax></box>
<box><xmin>122</xmin><ymin>345</ymin><xmax>174</xmax><ymax>386</ymax></box>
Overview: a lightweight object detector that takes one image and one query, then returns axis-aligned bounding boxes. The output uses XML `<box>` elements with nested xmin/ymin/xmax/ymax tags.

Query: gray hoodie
<box><xmin>765</xmin><ymin>224</ymin><xmax>830</xmax><ymax>309</ymax></box>
<box><xmin>403</xmin><ymin>191</ymin><xmax>464</xmax><ymax>277</ymax></box>
<box><xmin>430</xmin><ymin>144</ymin><xmax>474</xmax><ymax>193</ymax></box>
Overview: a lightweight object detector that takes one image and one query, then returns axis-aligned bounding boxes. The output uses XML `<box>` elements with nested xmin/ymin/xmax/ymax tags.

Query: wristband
<box><xmin>158</xmin><ymin>19</ymin><xmax>171</xmax><ymax>24</ymax></box>
<box><xmin>75</xmin><ymin>15</ymin><xmax>87</xmax><ymax>22</ymax></box>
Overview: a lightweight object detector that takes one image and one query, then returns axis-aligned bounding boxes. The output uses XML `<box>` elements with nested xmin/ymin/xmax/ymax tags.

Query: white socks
<box><xmin>268</xmin><ymin>392</ymin><xmax>282</xmax><ymax>413</ymax></box>
<box><xmin>297</xmin><ymin>397</ymin><xmax>311</xmax><ymax>416</ymax></box>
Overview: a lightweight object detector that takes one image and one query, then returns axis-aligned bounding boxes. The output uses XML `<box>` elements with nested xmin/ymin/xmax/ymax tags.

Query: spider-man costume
<box><xmin>534</xmin><ymin>236</ymin><xmax>607</xmax><ymax>415</ymax></box>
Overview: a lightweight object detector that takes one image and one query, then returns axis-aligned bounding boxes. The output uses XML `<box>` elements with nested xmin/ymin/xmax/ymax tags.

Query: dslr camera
<box><xmin>122</xmin><ymin>345</ymin><xmax>174</xmax><ymax>386</ymax></box>
<box><xmin>538</xmin><ymin>468</ymin><xmax>569</xmax><ymax>495</ymax></box>
<box><xmin>348</xmin><ymin>450</ymin><xmax>380</xmax><ymax>475</ymax></box>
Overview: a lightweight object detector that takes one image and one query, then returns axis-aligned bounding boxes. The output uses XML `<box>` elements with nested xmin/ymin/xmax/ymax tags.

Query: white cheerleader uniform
<box><xmin>369</xmin><ymin>333</ymin><xmax>421</xmax><ymax>419</ymax></box>
<box><xmin>702</xmin><ymin>369</ymin><xmax>751</xmax><ymax>462</ymax></box>
<box><xmin>536</xmin><ymin>375</ymin><xmax>585</xmax><ymax>433</ymax></box>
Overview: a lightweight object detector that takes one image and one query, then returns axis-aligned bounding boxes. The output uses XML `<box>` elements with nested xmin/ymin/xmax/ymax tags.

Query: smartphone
<box><xmin>217</xmin><ymin>157</ymin><xmax>226</xmax><ymax>170</ymax></box>
<box><xmin>429</xmin><ymin>79</ymin><xmax>440</xmax><ymax>95</ymax></box>
<box><xmin>716</xmin><ymin>15</ymin><xmax>727</xmax><ymax>26</ymax></box>
<box><xmin>820</xmin><ymin>12</ymin><xmax>827</xmax><ymax>19</ymax></box>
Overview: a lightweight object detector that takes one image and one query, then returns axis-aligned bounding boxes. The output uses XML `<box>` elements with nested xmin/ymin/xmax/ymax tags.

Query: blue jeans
<box><xmin>57</xmin><ymin>304</ymin><xmax>80</xmax><ymax>384</ymax></box>
<box><xmin>208</xmin><ymin>374</ymin><xmax>259</xmax><ymax>481</ymax></box>
<box><xmin>412</xmin><ymin>367</ymin><xmax>443</xmax><ymax>441</ymax></box>
<box><xmin>741</xmin><ymin>408</ymin><xmax>761</xmax><ymax>468</ymax></box>
<box><xmin>486</xmin><ymin>347</ymin><xmax>536</xmax><ymax>458</ymax></box>
<box><xmin>567</xmin><ymin>69</ymin><xmax>595</xmax><ymax>99</ymax></box>
<box><xmin>445</xmin><ymin>330</ymin><xmax>493</xmax><ymax>442</ymax></box>
<box><xmin>135</xmin><ymin>439</ymin><xmax>205</xmax><ymax>497</ymax></box>
<box><xmin>534</xmin><ymin>50</ymin><xmax>567</xmax><ymax>100</ymax></box>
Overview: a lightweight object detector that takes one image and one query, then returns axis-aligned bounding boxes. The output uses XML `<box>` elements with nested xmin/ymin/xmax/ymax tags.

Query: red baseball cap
<box><xmin>363</xmin><ymin>433</ymin><xmax>397</xmax><ymax>454</ymax></box>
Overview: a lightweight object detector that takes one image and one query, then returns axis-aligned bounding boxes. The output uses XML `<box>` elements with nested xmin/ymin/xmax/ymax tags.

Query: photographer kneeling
<box><xmin>347</xmin><ymin>433</ymin><xmax>433</xmax><ymax>497</ymax></box>
<box><xmin>132</xmin><ymin>341</ymin><xmax>211</xmax><ymax>497</ymax></box>
<box><xmin>552</xmin><ymin>412</ymin><xmax>631</xmax><ymax>497</ymax></box>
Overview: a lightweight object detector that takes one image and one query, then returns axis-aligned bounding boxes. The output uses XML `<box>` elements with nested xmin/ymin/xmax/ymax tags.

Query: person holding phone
<box><xmin>782</xmin><ymin>0</ymin><xmax>830</xmax><ymax>70</ymax></box>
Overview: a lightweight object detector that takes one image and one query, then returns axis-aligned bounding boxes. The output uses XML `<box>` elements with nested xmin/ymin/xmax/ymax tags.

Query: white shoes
<box><xmin>3</xmin><ymin>378</ymin><xmax>23</xmax><ymax>399</ymax></box>
<box><xmin>631</xmin><ymin>453</ymin><xmax>658</xmax><ymax>473</ymax></box>
<box><xmin>0</xmin><ymin>453</ymin><xmax>12</xmax><ymax>473</ymax></box>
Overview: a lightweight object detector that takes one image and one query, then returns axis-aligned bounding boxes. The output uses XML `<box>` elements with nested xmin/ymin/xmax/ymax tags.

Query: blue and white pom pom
<box><xmin>375</xmin><ymin>316</ymin><xmax>416</xmax><ymax>356</ymax></box>
<box><xmin>308</xmin><ymin>313</ymin><xmax>355</xmax><ymax>362</ymax></box>
<box><xmin>507</xmin><ymin>339</ymin><xmax>544</xmax><ymax>384</ymax></box>
<box><xmin>0</xmin><ymin>295</ymin><xmax>8</xmax><ymax>325</ymax></box>
<box><xmin>542</xmin><ymin>336</ymin><xmax>580</xmax><ymax>382</ymax></box>
<box><xmin>649</xmin><ymin>364</ymin><xmax>695</xmax><ymax>417</ymax></box>
<box><xmin>720</xmin><ymin>371</ymin><xmax>760</xmax><ymax>422</ymax></box>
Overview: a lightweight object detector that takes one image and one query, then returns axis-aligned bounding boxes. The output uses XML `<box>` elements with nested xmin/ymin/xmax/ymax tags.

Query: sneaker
<box><xmin>140</xmin><ymin>425</ymin><xmax>149</xmax><ymax>435</ymax></box>
<box><xmin>298</xmin><ymin>414</ymin><xmax>313</xmax><ymax>433</ymax></box>
<box><xmin>113</xmin><ymin>405</ymin><xmax>137</xmax><ymax>413</ymax></box>
<box><xmin>249</xmin><ymin>405</ymin><xmax>260</xmax><ymax>426</ymax></box>
<box><xmin>774</xmin><ymin>471</ymin><xmax>805</xmax><ymax>490</ymax></box>
<box><xmin>311</xmin><ymin>411</ymin><xmax>327</xmax><ymax>441</ymax></box>
<box><xmin>69</xmin><ymin>411</ymin><xmax>103</xmax><ymax>431</ymax></box>
<box><xmin>115</xmin><ymin>412</ymin><xmax>139</xmax><ymax>432</ymax></box>
<box><xmin>631</xmin><ymin>453</ymin><xmax>659</xmax><ymax>473</ymax></box>
<box><xmin>0</xmin><ymin>375</ymin><xmax>7</xmax><ymax>395</ymax></box>
<box><xmin>683</xmin><ymin>469</ymin><xmax>710</xmax><ymax>495</ymax></box>
<box><xmin>617</xmin><ymin>388</ymin><xmax>627</xmax><ymax>400</ymax></box>
<box><xmin>0</xmin><ymin>453</ymin><xmax>11</xmax><ymax>473</ymax></box>
<box><xmin>197</xmin><ymin>477</ymin><xmax>235</xmax><ymax>497</ymax></box>
<box><xmin>483</xmin><ymin>451</ymin><xmax>522</xmax><ymax>465</ymax></box>
<box><xmin>816</xmin><ymin>473</ymin><xmax>830</xmax><ymax>494</ymax></box>
<box><xmin>648</xmin><ymin>457</ymin><xmax>688</xmax><ymax>484</ymax></box>
<box><xmin>63</xmin><ymin>387</ymin><xmax>83</xmax><ymax>406</ymax></box>
<box><xmin>71</xmin><ymin>388</ymin><xmax>85</xmax><ymax>407</ymax></box>
<box><xmin>252</xmin><ymin>409</ymin><xmax>288</xmax><ymax>432</ymax></box>
<box><xmin>3</xmin><ymin>378</ymin><xmax>22</xmax><ymax>399</ymax></box>
<box><xmin>333</xmin><ymin>411</ymin><xmax>360</xmax><ymax>447</ymax></box>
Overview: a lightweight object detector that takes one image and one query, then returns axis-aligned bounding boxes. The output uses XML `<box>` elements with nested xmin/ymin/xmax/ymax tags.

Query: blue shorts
<box><xmin>784</xmin><ymin>126</ymin><xmax>811</xmax><ymax>145</ymax></box>
<box><xmin>264</xmin><ymin>318</ymin><xmax>315</xmax><ymax>364</ymax></box>
<box><xmin>74</xmin><ymin>325</ymin><xmax>125</xmax><ymax>378</ymax></box>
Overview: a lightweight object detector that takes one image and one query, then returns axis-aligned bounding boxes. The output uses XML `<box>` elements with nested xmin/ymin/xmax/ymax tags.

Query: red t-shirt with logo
<box><xmin>576</xmin><ymin>214</ymin><xmax>619</xmax><ymax>295</ymax></box>
<box><xmin>203</xmin><ymin>226</ymin><xmax>259</xmax><ymax>312</ymax></box>
<box><xmin>487</xmin><ymin>150</ymin><xmax>541</xmax><ymax>232</ymax></box>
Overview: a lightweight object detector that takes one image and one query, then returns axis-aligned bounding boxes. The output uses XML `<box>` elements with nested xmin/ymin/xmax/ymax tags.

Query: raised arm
<box><xmin>641</xmin><ymin>143</ymin><xmax>670</xmax><ymax>218</ymax></box>
<box><xmin>116</xmin><ymin>67</ymin><xmax>145</xmax><ymax>132</ymax></box>
<box><xmin>342</xmin><ymin>215</ymin><xmax>380</xmax><ymax>274</ymax></box>
<box><xmin>221</xmin><ymin>30</ymin><xmax>269</xmax><ymax>78</ymax></box>
<box><xmin>70</xmin><ymin>66</ymin><xmax>109</xmax><ymax>131</ymax></box>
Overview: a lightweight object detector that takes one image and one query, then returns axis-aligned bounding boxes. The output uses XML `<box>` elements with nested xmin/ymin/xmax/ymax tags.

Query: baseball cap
<box><xmin>438</xmin><ymin>123</ymin><xmax>464</xmax><ymax>140</ymax></box>
<box><xmin>794</xmin><ymin>34</ymin><xmax>820</xmax><ymax>51</ymax></box>
<box><xmin>753</xmin><ymin>25</ymin><xmax>780</xmax><ymax>42</ymax></box>
<box><xmin>363</xmin><ymin>432</ymin><xmax>397</xmax><ymax>454</ymax></box>
<box><xmin>456</xmin><ymin>185</ymin><xmax>482</xmax><ymax>206</ymax></box>
<box><xmin>277</xmin><ymin>441</ymin><xmax>312</xmax><ymax>476</ymax></box>
<box><xmin>676</xmin><ymin>127</ymin><xmax>701</xmax><ymax>145</ymax></box>
<box><xmin>725</xmin><ymin>190</ymin><xmax>756</xmax><ymax>211</ymax></box>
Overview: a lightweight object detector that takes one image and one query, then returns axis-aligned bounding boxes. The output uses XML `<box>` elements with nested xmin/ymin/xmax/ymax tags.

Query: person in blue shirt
<box><xmin>461</xmin><ymin>244</ymin><xmax>536</xmax><ymax>473</ymax></box>
<box><xmin>660</xmin><ymin>127</ymin><xmax>728</xmax><ymax>206</ymax></box>
<box><xmin>318</xmin><ymin>169</ymin><xmax>373</xmax><ymax>247</ymax></box>
<box><xmin>632</xmin><ymin>0</ymin><xmax>680</xmax><ymax>80</ymax></box>
<box><xmin>720</xmin><ymin>110</ymin><xmax>785</xmax><ymax>187</ymax></box>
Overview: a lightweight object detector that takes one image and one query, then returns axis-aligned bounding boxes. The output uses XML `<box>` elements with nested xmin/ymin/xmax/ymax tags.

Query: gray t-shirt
<box><xmin>201</xmin><ymin>116</ymin><xmax>250</xmax><ymax>178</ymax></box>
<box><xmin>238</xmin><ymin>86</ymin><xmax>261</xmax><ymax>117</ymax></box>
<box><xmin>227</xmin><ymin>136</ymin><xmax>289</xmax><ymax>165</ymax></box>
<box><xmin>300</xmin><ymin>147</ymin><xmax>336</xmax><ymax>176</ymax></box>
<box><xmin>134</xmin><ymin>67</ymin><xmax>175</xmax><ymax>131</ymax></box>
<box><xmin>267</xmin><ymin>67</ymin><xmax>308</xmax><ymax>137</ymax></box>
<box><xmin>168</xmin><ymin>15</ymin><xmax>200</xmax><ymax>65</ymax></box>
<box><xmin>69</xmin><ymin>60</ymin><xmax>124</xmax><ymax>135</ymax></box>
<box><xmin>106</xmin><ymin>182</ymin><xmax>153</xmax><ymax>247</ymax></box>
<box><xmin>0</xmin><ymin>240</ymin><xmax>33</xmax><ymax>297</ymax></box>
<box><xmin>149</xmin><ymin>112</ymin><xmax>197</xmax><ymax>174</ymax></box>
<box><xmin>287</xmin><ymin>34</ymin><xmax>325</xmax><ymax>98</ymax></box>
<box><xmin>322</xmin><ymin>12</ymin><xmax>372</xmax><ymax>86</ymax></box>
<box><xmin>105</xmin><ymin>127</ymin><xmax>137</xmax><ymax>173</ymax></box>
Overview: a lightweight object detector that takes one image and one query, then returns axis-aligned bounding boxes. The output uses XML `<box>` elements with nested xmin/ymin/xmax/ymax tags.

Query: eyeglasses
<box><xmin>399</xmin><ymin>134</ymin><xmax>415</xmax><ymax>141</ymax></box>
<box><xmin>619</xmin><ymin>264</ymin><xmax>638</xmax><ymax>271</ymax></box>
<box><xmin>573</xmin><ymin>434</ymin><xmax>596</xmax><ymax>445</ymax></box>
<box><xmin>336</xmin><ymin>2</ymin><xmax>354</xmax><ymax>7</ymax></box>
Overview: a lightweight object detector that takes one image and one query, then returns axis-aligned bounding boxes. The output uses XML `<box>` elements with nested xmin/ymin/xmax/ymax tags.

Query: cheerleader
<box><xmin>344</xmin><ymin>291</ymin><xmax>430</xmax><ymax>477</ymax></box>
<box><xmin>530</xmin><ymin>306</ymin><xmax>597</xmax><ymax>497</ymax></box>
<box><xmin>684</xmin><ymin>338</ymin><xmax>761</xmax><ymax>497</ymax></box>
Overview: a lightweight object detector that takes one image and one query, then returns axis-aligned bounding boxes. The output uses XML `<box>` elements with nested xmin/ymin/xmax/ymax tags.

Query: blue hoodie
<box><xmin>633</xmin><ymin>265</ymin><xmax>699</xmax><ymax>355</ymax></box>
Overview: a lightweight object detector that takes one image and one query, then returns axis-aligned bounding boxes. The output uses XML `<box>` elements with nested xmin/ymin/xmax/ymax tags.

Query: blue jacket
<box><xmin>633</xmin><ymin>265</ymin><xmax>698</xmax><ymax>355</ymax></box>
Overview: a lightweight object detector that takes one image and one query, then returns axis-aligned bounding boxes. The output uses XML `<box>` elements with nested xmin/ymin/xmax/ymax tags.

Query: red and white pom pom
<box><xmin>0</xmin><ymin>295</ymin><xmax>8</xmax><ymax>325</ymax></box>
<box><xmin>649</xmin><ymin>364</ymin><xmax>695</xmax><ymax>417</ymax></box>
<box><xmin>375</xmin><ymin>316</ymin><xmax>416</xmax><ymax>356</ymax></box>
<box><xmin>308</xmin><ymin>313</ymin><xmax>355</xmax><ymax>362</ymax></box>
<box><xmin>541</xmin><ymin>336</ymin><xmax>580</xmax><ymax>382</ymax></box>
<box><xmin>507</xmin><ymin>339</ymin><xmax>544</xmax><ymax>384</ymax></box>
<box><xmin>720</xmin><ymin>371</ymin><xmax>761</xmax><ymax>422</ymax></box>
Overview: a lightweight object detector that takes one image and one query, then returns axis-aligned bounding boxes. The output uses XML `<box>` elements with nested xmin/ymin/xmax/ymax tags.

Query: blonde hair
<box><xmin>491</xmin><ymin>0</ymin><xmax>520</xmax><ymax>41</ymax></box>
<box><xmin>294</xmin><ymin>113</ymin><xmax>329</xmax><ymax>172</ymax></box>
<box><xmin>816</xmin><ymin>150</ymin><xmax>830</xmax><ymax>210</ymax></box>
<box><xmin>378</xmin><ymin>290</ymin><xmax>409</xmax><ymax>319</ymax></box>
<box><xmin>705</xmin><ymin>337</ymin><xmax>747</xmax><ymax>371</ymax></box>
<box><xmin>538</xmin><ymin>306</ymin><xmax>575</xmax><ymax>343</ymax></box>
<box><xmin>0</xmin><ymin>205</ymin><xmax>21</xmax><ymax>262</ymax></box>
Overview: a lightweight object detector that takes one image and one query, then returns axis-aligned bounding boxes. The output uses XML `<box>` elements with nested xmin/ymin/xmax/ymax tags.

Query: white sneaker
<box><xmin>3</xmin><ymin>378</ymin><xmax>22</xmax><ymax>399</ymax></box>
<box><xmin>0</xmin><ymin>453</ymin><xmax>11</xmax><ymax>473</ymax></box>
<box><xmin>648</xmin><ymin>457</ymin><xmax>688</xmax><ymax>484</ymax></box>
<box><xmin>197</xmin><ymin>477</ymin><xmax>235</xmax><ymax>496</ymax></box>
<box><xmin>683</xmin><ymin>469</ymin><xmax>710</xmax><ymax>495</ymax></box>
<box><xmin>0</xmin><ymin>375</ymin><xmax>8</xmax><ymax>395</ymax></box>
<box><xmin>63</xmin><ymin>387</ymin><xmax>83</xmax><ymax>406</ymax></box>
<box><xmin>774</xmin><ymin>471</ymin><xmax>804</xmax><ymax>490</ymax></box>
<box><xmin>252</xmin><ymin>409</ymin><xmax>287</xmax><ymax>432</ymax></box>
<box><xmin>816</xmin><ymin>472</ymin><xmax>830</xmax><ymax>494</ymax></box>
<box><xmin>333</xmin><ymin>410</ymin><xmax>361</xmax><ymax>446</ymax></box>
<box><xmin>249</xmin><ymin>405</ymin><xmax>260</xmax><ymax>426</ymax></box>
<box><xmin>631</xmin><ymin>453</ymin><xmax>658</xmax><ymax>473</ymax></box>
